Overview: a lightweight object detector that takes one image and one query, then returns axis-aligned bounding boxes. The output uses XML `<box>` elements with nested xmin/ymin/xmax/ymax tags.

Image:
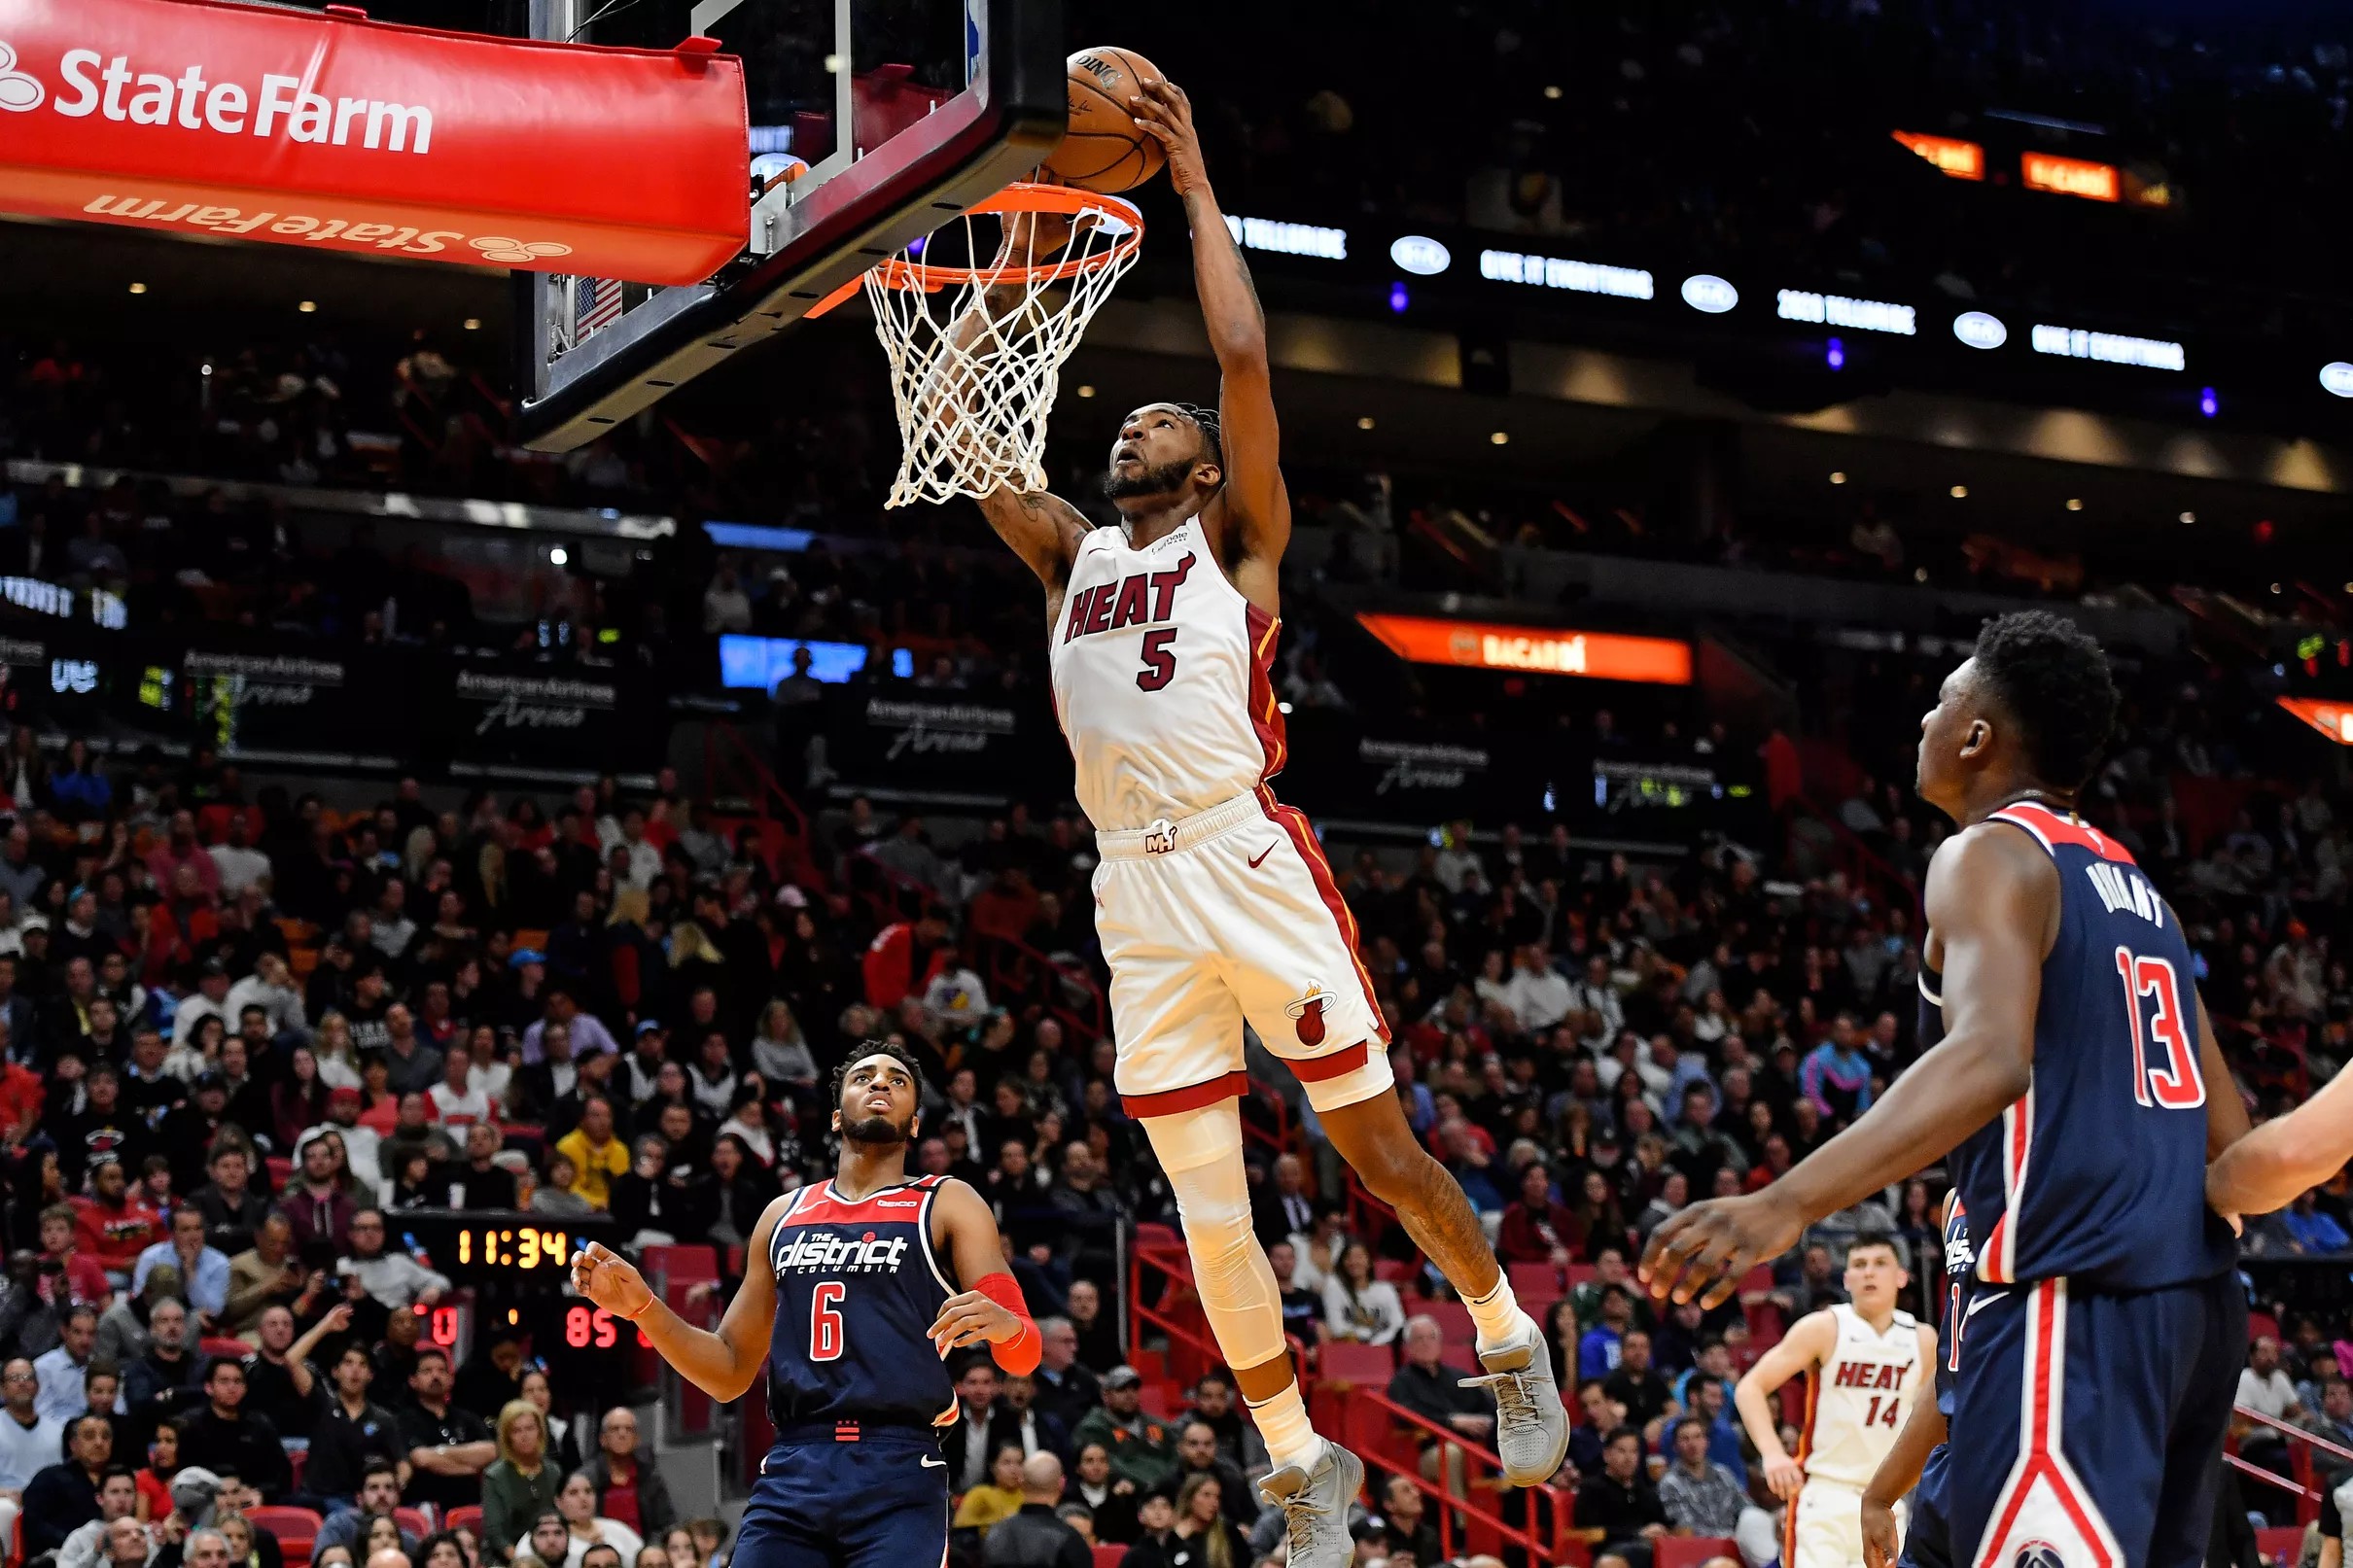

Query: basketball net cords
<box><xmin>867</xmin><ymin>206</ymin><xmax>1139</xmax><ymax>508</ymax></box>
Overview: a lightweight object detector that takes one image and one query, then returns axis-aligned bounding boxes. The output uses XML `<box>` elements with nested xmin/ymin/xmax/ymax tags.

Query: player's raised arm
<box><xmin>1130</xmin><ymin>78</ymin><xmax>1289</xmax><ymax>568</ymax></box>
<box><xmin>925</xmin><ymin>1178</ymin><xmax>1042</xmax><ymax>1372</ymax></box>
<box><xmin>572</xmin><ymin>1201</ymin><xmax>790</xmax><ymax>1403</ymax></box>
<box><xmin>1732</xmin><ymin>1308</ymin><xmax>1835</xmax><ymax>1500</ymax></box>
<box><xmin>1644</xmin><ymin>827</ymin><xmax>2048</xmax><ymax>1308</ymax></box>
<box><xmin>2208</xmin><ymin>1025</ymin><xmax>2353</xmax><ymax>1218</ymax></box>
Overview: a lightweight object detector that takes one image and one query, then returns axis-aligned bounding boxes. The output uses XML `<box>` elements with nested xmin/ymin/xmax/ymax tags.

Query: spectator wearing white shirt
<box><xmin>607</xmin><ymin>810</ymin><xmax>662</xmax><ymax>891</ymax></box>
<box><xmin>521</xmin><ymin>993</ymin><xmax>617</xmax><ymax>1065</ymax></box>
<box><xmin>224</xmin><ymin>955</ymin><xmax>305</xmax><ymax>1042</ymax></box>
<box><xmin>0</xmin><ymin>1356</ymin><xmax>62</xmax><ymax>1549</ymax></box>
<box><xmin>204</xmin><ymin>817</ymin><xmax>271</xmax><ymax>898</ymax></box>
<box><xmin>170</xmin><ymin>960</ymin><xmax>233</xmax><ymax>1053</ymax></box>
<box><xmin>426</xmin><ymin>1040</ymin><xmax>494</xmax><ymax>1132</ymax></box>
<box><xmin>1502</xmin><ymin>945</ymin><xmax>1573</xmax><ymax>1032</ymax></box>
<box><xmin>1570</xmin><ymin>956</ymin><xmax>1624</xmax><ymax>1047</ymax></box>
<box><xmin>923</xmin><ymin>954</ymin><xmax>990</xmax><ymax>1029</ymax></box>
<box><xmin>1430</xmin><ymin>821</ymin><xmax>1484</xmax><ymax>894</ymax></box>
<box><xmin>340</xmin><ymin>1209</ymin><xmax>449</xmax><ymax>1309</ymax></box>
<box><xmin>2235</xmin><ymin>1335</ymin><xmax>2301</xmax><ymax>1489</ymax></box>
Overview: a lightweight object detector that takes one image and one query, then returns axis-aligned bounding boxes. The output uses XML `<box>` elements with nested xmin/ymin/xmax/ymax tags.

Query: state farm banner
<box><xmin>0</xmin><ymin>0</ymin><xmax>748</xmax><ymax>285</ymax></box>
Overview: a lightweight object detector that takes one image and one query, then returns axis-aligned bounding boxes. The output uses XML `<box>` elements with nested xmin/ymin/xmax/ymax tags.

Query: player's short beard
<box><xmin>842</xmin><ymin>1111</ymin><xmax>914</xmax><ymax>1148</ymax></box>
<box><xmin>1103</xmin><ymin>455</ymin><xmax>1197</xmax><ymax>501</ymax></box>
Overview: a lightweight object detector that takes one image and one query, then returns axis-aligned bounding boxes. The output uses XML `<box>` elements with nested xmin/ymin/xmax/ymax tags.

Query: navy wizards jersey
<box><xmin>1947</xmin><ymin>801</ymin><xmax>2234</xmax><ymax>1292</ymax></box>
<box><xmin>1933</xmin><ymin>1192</ymin><xmax>1971</xmax><ymax>1415</ymax></box>
<box><xmin>764</xmin><ymin>1174</ymin><xmax>960</xmax><ymax>1432</ymax></box>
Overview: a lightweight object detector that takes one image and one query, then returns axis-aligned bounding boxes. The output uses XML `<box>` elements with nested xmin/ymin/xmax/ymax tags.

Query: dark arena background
<box><xmin>0</xmin><ymin>0</ymin><xmax>2351</xmax><ymax>1564</ymax></box>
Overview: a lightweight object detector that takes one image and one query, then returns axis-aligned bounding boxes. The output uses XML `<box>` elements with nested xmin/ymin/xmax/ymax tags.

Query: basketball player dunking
<box><xmin>571</xmin><ymin>1045</ymin><xmax>1041</xmax><ymax>1568</ymax></box>
<box><xmin>1734</xmin><ymin>1233</ymin><xmax>1933</xmax><ymax>1568</ymax></box>
<box><xmin>971</xmin><ymin>76</ymin><xmax>1566</xmax><ymax>1563</ymax></box>
<box><xmin>1641</xmin><ymin>610</ymin><xmax>2251</xmax><ymax>1568</ymax></box>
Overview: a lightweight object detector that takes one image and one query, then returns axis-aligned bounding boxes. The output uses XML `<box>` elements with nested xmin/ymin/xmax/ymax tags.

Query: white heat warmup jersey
<box><xmin>1047</xmin><ymin>516</ymin><xmax>1284</xmax><ymax>833</ymax></box>
<box><xmin>1802</xmin><ymin>1304</ymin><xmax>1923</xmax><ymax>1488</ymax></box>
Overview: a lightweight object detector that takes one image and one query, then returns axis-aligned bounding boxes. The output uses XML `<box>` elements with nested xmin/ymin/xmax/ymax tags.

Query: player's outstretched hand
<box><xmin>929</xmin><ymin>1288</ymin><xmax>1022</xmax><ymax>1356</ymax></box>
<box><xmin>573</xmin><ymin>1242</ymin><xmax>656</xmax><ymax>1321</ymax></box>
<box><xmin>1128</xmin><ymin>77</ymin><xmax>1206</xmax><ymax>199</ymax></box>
<box><xmin>1638</xmin><ymin>1192</ymin><xmax>1803</xmax><ymax>1309</ymax></box>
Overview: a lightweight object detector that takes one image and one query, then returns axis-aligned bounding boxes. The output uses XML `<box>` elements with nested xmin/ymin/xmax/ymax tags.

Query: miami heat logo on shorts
<box><xmin>1285</xmin><ymin>984</ymin><xmax>1331</xmax><ymax>1046</ymax></box>
<box><xmin>2014</xmin><ymin>1542</ymin><xmax>2064</xmax><ymax>1568</ymax></box>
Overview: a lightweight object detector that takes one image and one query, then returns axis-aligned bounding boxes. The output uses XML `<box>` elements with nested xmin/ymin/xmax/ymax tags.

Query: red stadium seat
<box><xmin>1317</xmin><ymin>1341</ymin><xmax>1395</xmax><ymax>1384</ymax></box>
<box><xmin>1093</xmin><ymin>1548</ymin><xmax>1127</xmax><ymax>1568</ymax></box>
<box><xmin>199</xmin><ymin>1337</ymin><xmax>250</xmax><ymax>1361</ymax></box>
<box><xmin>393</xmin><ymin>1508</ymin><xmax>434</xmax><ymax>1539</ymax></box>
<box><xmin>1508</xmin><ymin>1261</ymin><xmax>1562</xmax><ymax>1297</ymax></box>
<box><xmin>1654</xmin><ymin>1537</ymin><xmax>1738</xmax><ymax>1568</ymax></box>
<box><xmin>443</xmin><ymin>1508</ymin><xmax>484</xmax><ymax>1541</ymax></box>
<box><xmin>2257</xmin><ymin>1527</ymin><xmax>2304</xmax><ymax>1567</ymax></box>
<box><xmin>249</xmin><ymin>1506</ymin><xmax>323</xmax><ymax>1568</ymax></box>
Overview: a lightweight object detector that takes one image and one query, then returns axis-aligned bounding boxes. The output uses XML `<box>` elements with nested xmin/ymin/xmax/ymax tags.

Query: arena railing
<box><xmin>2231</xmin><ymin>1403</ymin><xmax>2352</xmax><ymax>1526</ymax></box>
<box><xmin>1127</xmin><ymin>1235</ymin><xmax>1578</xmax><ymax>1564</ymax></box>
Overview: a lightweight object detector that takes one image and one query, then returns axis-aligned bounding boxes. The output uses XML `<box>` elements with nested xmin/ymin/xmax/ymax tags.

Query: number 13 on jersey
<box><xmin>2115</xmin><ymin>945</ymin><xmax>2204</xmax><ymax>1109</ymax></box>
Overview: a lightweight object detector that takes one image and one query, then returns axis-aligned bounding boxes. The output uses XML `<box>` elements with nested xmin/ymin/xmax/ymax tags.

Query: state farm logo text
<box><xmin>5</xmin><ymin>43</ymin><xmax>435</xmax><ymax>155</ymax></box>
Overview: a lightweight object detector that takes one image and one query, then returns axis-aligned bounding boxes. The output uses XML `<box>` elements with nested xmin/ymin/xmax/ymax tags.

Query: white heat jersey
<box><xmin>1047</xmin><ymin>516</ymin><xmax>1283</xmax><ymax>833</ymax></box>
<box><xmin>1801</xmin><ymin>1303</ymin><xmax>1922</xmax><ymax>1488</ymax></box>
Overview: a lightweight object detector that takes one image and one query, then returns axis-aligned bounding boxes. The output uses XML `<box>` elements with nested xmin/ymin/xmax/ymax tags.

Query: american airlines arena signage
<box><xmin>1354</xmin><ymin>612</ymin><xmax>1693</xmax><ymax>686</ymax></box>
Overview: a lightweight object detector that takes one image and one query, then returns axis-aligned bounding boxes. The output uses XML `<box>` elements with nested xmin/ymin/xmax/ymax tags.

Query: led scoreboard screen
<box><xmin>383</xmin><ymin>1210</ymin><xmax>638</xmax><ymax>1394</ymax></box>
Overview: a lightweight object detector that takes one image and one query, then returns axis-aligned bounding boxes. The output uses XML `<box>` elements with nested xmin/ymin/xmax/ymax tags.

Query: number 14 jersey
<box><xmin>1803</xmin><ymin>1304</ymin><xmax>1923</xmax><ymax>1488</ymax></box>
<box><xmin>764</xmin><ymin>1175</ymin><xmax>959</xmax><ymax>1431</ymax></box>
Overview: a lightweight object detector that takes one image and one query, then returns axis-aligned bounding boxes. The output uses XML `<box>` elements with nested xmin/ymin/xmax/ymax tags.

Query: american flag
<box><xmin>575</xmin><ymin>276</ymin><xmax>623</xmax><ymax>338</ymax></box>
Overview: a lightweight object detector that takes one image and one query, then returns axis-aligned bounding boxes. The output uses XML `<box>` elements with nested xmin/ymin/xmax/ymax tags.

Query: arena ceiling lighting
<box><xmin>2029</xmin><ymin>324</ymin><xmax>2186</xmax><ymax>371</ymax></box>
<box><xmin>1355</xmin><ymin>612</ymin><xmax>1693</xmax><ymax>685</ymax></box>
<box><xmin>1775</xmin><ymin>290</ymin><xmax>1915</xmax><ymax>334</ymax></box>
<box><xmin>1953</xmin><ymin>311</ymin><xmax>2008</xmax><ymax>350</ymax></box>
<box><xmin>1893</xmin><ymin>130</ymin><xmax>1984</xmax><ymax>180</ymax></box>
<box><xmin>1389</xmin><ymin>235</ymin><xmax>1451</xmax><ymax>276</ymax></box>
<box><xmin>1479</xmin><ymin>249</ymin><xmax>1653</xmax><ymax>298</ymax></box>
<box><xmin>1680</xmin><ymin>274</ymin><xmax>1738</xmax><ymax>314</ymax></box>
<box><xmin>2021</xmin><ymin>152</ymin><xmax>2121</xmax><ymax>202</ymax></box>
<box><xmin>2279</xmin><ymin>697</ymin><xmax>2353</xmax><ymax>746</ymax></box>
<box><xmin>2321</xmin><ymin>363</ymin><xmax>2353</xmax><ymax>399</ymax></box>
<box><xmin>1222</xmin><ymin>215</ymin><xmax>1347</xmax><ymax>260</ymax></box>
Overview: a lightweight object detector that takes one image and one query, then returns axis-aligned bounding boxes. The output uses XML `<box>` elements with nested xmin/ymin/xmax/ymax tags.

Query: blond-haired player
<box><xmin>1736</xmin><ymin>1235</ymin><xmax>1935</xmax><ymax>1568</ymax></box>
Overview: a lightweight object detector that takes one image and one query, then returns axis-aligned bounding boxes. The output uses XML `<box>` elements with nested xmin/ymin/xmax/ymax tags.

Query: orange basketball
<box><xmin>1045</xmin><ymin>47</ymin><xmax>1170</xmax><ymax>194</ymax></box>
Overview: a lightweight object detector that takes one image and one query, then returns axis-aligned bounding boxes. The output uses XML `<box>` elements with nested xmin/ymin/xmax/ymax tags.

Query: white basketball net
<box><xmin>867</xmin><ymin>192</ymin><xmax>1142</xmax><ymax>508</ymax></box>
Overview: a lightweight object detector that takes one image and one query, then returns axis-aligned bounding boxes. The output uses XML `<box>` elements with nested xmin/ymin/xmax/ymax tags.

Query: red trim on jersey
<box><xmin>1785</xmin><ymin>1367</ymin><xmax>1820</xmax><ymax>1567</ymax></box>
<box><xmin>1121</xmin><ymin>1071</ymin><xmax>1251</xmax><ymax>1118</ymax></box>
<box><xmin>1258</xmin><ymin>788</ymin><xmax>1389</xmax><ymax>1048</ymax></box>
<box><xmin>1987</xmin><ymin>802</ymin><xmax>2136</xmax><ymax>866</ymax></box>
<box><xmin>1972</xmin><ymin>1282</ymin><xmax>2116</xmax><ymax>1568</ymax></box>
<box><xmin>1246</xmin><ymin>603</ymin><xmax>1287</xmax><ymax>782</ymax></box>
<box><xmin>1289</xmin><ymin>1042</ymin><xmax>1372</xmax><ymax>1083</ymax></box>
<box><xmin>780</xmin><ymin>1179</ymin><xmax>938</xmax><ymax>1228</ymax></box>
<box><xmin>1978</xmin><ymin>1089</ymin><xmax>2032</xmax><ymax>1284</ymax></box>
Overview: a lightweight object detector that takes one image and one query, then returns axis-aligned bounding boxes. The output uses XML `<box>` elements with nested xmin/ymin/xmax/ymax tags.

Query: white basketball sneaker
<box><xmin>1461</xmin><ymin>1318</ymin><xmax>1571</xmax><ymax>1485</ymax></box>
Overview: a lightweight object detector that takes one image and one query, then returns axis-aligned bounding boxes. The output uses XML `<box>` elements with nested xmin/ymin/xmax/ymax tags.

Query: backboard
<box><xmin>514</xmin><ymin>0</ymin><xmax>1065</xmax><ymax>452</ymax></box>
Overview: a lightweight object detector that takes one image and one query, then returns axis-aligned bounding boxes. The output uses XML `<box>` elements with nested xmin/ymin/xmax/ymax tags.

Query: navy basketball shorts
<box><xmin>734</xmin><ymin>1428</ymin><xmax>950</xmax><ymax>1568</ymax></box>
<box><xmin>1946</xmin><ymin>1274</ymin><xmax>2242</xmax><ymax>1568</ymax></box>
<box><xmin>1900</xmin><ymin>1442</ymin><xmax>1953</xmax><ymax>1568</ymax></box>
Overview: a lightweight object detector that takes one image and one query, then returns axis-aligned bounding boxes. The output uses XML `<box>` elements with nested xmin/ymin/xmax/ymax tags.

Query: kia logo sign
<box><xmin>1389</xmin><ymin>235</ymin><xmax>1451</xmax><ymax>276</ymax></box>
<box><xmin>0</xmin><ymin>43</ymin><xmax>43</xmax><ymax>112</ymax></box>
<box><xmin>1952</xmin><ymin>311</ymin><xmax>2008</xmax><ymax>350</ymax></box>
<box><xmin>2322</xmin><ymin>363</ymin><xmax>2353</xmax><ymax>400</ymax></box>
<box><xmin>1680</xmin><ymin>274</ymin><xmax>1738</xmax><ymax>314</ymax></box>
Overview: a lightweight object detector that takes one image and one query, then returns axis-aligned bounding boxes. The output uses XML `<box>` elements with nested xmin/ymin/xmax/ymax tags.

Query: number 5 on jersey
<box><xmin>1137</xmin><ymin>629</ymin><xmax>1177</xmax><ymax>691</ymax></box>
<box><xmin>2115</xmin><ymin>946</ymin><xmax>2204</xmax><ymax>1109</ymax></box>
<box><xmin>811</xmin><ymin>1282</ymin><xmax>847</xmax><ymax>1361</ymax></box>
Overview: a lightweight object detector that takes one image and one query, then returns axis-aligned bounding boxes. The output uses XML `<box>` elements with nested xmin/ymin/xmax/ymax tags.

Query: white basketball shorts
<box><xmin>1788</xmin><ymin>1477</ymin><xmax>1901</xmax><ymax>1568</ymax></box>
<box><xmin>1091</xmin><ymin>788</ymin><xmax>1394</xmax><ymax>1118</ymax></box>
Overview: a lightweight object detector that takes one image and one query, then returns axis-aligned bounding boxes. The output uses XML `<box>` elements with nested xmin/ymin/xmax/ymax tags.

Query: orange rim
<box><xmin>806</xmin><ymin>182</ymin><xmax>1144</xmax><ymax>317</ymax></box>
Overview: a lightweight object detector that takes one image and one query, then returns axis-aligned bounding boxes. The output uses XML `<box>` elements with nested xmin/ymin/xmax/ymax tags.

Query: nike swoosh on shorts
<box><xmin>1248</xmin><ymin>842</ymin><xmax>1278</xmax><ymax>868</ymax></box>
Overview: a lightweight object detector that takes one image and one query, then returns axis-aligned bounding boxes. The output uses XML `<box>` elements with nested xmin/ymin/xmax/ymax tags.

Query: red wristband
<box><xmin>975</xmin><ymin>1272</ymin><xmax>1041</xmax><ymax>1375</ymax></box>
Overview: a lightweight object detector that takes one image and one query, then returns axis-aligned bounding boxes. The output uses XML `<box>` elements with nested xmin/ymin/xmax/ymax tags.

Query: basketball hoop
<box><xmin>828</xmin><ymin>182</ymin><xmax>1144</xmax><ymax>508</ymax></box>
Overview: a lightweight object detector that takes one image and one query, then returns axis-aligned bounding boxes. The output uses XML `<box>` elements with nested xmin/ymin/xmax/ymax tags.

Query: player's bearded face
<box><xmin>1103</xmin><ymin>450</ymin><xmax>1199</xmax><ymax>501</ymax></box>
<box><xmin>838</xmin><ymin>1058</ymin><xmax>918</xmax><ymax>1145</ymax></box>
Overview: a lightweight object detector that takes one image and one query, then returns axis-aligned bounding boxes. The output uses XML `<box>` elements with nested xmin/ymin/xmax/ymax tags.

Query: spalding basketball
<box><xmin>1045</xmin><ymin>47</ymin><xmax>1170</xmax><ymax>193</ymax></box>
